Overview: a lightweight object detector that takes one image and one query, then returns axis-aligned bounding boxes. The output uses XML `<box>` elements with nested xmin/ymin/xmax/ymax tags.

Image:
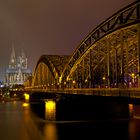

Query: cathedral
<box><xmin>5</xmin><ymin>48</ymin><xmax>32</xmax><ymax>87</ymax></box>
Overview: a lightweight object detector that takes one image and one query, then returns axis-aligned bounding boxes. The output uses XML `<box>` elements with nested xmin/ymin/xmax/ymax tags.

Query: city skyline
<box><xmin>0</xmin><ymin>0</ymin><xmax>134</xmax><ymax>81</ymax></box>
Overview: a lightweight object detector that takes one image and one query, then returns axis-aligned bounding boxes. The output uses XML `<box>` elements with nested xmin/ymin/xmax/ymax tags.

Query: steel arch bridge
<box><xmin>31</xmin><ymin>55</ymin><xmax>70</xmax><ymax>89</ymax></box>
<box><xmin>28</xmin><ymin>1</ymin><xmax>140</xmax><ymax>90</ymax></box>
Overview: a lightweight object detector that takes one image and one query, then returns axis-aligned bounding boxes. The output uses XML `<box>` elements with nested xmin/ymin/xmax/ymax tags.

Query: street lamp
<box><xmin>73</xmin><ymin>80</ymin><xmax>76</xmax><ymax>88</ymax></box>
<box><xmin>102</xmin><ymin>76</ymin><xmax>106</xmax><ymax>87</ymax></box>
<box><xmin>131</xmin><ymin>73</ymin><xmax>135</xmax><ymax>87</ymax></box>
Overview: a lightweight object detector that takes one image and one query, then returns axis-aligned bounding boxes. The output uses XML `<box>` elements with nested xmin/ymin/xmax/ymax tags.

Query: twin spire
<box><xmin>5</xmin><ymin>46</ymin><xmax>31</xmax><ymax>86</ymax></box>
<box><xmin>9</xmin><ymin>47</ymin><xmax>27</xmax><ymax>69</ymax></box>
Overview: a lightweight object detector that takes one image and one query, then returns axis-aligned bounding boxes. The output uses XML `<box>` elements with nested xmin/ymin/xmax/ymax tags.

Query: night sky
<box><xmin>0</xmin><ymin>0</ymin><xmax>134</xmax><ymax>81</ymax></box>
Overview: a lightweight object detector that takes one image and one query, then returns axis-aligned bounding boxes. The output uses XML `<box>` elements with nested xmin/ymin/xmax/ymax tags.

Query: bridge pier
<box><xmin>56</xmin><ymin>95</ymin><xmax>130</xmax><ymax>121</ymax></box>
<box><xmin>30</xmin><ymin>92</ymin><xmax>130</xmax><ymax>121</ymax></box>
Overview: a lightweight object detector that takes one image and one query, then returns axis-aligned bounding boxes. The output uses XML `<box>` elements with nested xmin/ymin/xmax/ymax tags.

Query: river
<box><xmin>0</xmin><ymin>101</ymin><xmax>140</xmax><ymax>140</ymax></box>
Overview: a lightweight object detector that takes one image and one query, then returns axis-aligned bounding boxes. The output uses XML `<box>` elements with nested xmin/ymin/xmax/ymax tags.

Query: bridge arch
<box><xmin>60</xmin><ymin>1</ymin><xmax>140</xmax><ymax>89</ymax></box>
<box><xmin>32</xmin><ymin>55</ymin><xmax>70</xmax><ymax>89</ymax></box>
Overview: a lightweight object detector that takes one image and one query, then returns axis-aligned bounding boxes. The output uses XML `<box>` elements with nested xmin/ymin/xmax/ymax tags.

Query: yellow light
<box><xmin>85</xmin><ymin>79</ymin><xmax>87</xmax><ymax>82</ymax></box>
<box><xmin>46</xmin><ymin>100</ymin><xmax>55</xmax><ymax>111</ymax></box>
<box><xmin>73</xmin><ymin>80</ymin><xmax>76</xmax><ymax>84</ymax></box>
<box><xmin>45</xmin><ymin>100</ymin><xmax>56</xmax><ymax>120</ymax></box>
<box><xmin>131</xmin><ymin>73</ymin><xmax>135</xmax><ymax>78</ymax></box>
<box><xmin>24</xmin><ymin>93</ymin><xmax>30</xmax><ymax>101</ymax></box>
<box><xmin>102</xmin><ymin>76</ymin><xmax>106</xmax><ymax>80</ymax></box>
<box><xmin>22</xmin><ymin>102</ymin><xmax>29</xmax><ymax>107</ymax></box>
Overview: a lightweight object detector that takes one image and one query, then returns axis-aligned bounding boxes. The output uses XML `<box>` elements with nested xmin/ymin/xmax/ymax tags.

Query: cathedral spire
<box><xmin>9</xmin><ymin>45</ymin><xmax>16</xmax><ymax>69</ymax></box>
<box><xmin>20</xmin><ymin>49</ymin><xmax>27</xmax><ymax>69</ymax></box>
<box><xmin>5</xmin><ymin>46</ymin><xmax>31</xmax><ymax>86</ymax></box>
<box><xmin>11</xmin><ymin>46</ymin><xmax>15</xmax><ymax>59</ymax></box>
<box><xmin>21</xmin><ymin>48</ymin><xmax>26</xmax><ymax>58</ymax></box>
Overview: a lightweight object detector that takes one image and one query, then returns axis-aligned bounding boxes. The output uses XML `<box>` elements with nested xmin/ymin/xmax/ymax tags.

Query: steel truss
<box><xmin>61</xmin><ymin>25</ymin><xmax>139</xmax><ymax>88</ymax></box>
<box><xmin>61</xmin><ymin>1</ymin><xmax>140</xmax><ymax>88</ymax></box>
<box><xmin>32</xmin><ymin>1</ymin><xmax>140</xmax><ymax>89</ymax></box>
<box><xmin>32</xmin><ymin>55</ymin><xmax>69</xmax><ymax>89</ymax></box>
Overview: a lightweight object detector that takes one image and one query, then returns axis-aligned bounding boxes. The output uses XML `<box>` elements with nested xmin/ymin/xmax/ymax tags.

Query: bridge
<box><xmin>24</xmin><ymin>1</ymin><xmax>140</xmax><ymax>95</ymax></box>
<box><xmin>23</xmin><ymin>1</ymin><xmax>140</xmax><ymax>121</ymax></box>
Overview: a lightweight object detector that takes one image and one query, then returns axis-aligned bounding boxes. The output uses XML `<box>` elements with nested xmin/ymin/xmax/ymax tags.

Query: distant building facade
<box><xmin>5</xmin><ymin>48</ymin><xmax>32</xmax><ymax>87</ymax></box>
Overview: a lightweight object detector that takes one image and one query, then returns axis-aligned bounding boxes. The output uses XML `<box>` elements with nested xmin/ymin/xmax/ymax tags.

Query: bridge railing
<box><xmin>25</xmin><ymin>87</ymin><xmax>140</xmax><ymax>99</ymax></box>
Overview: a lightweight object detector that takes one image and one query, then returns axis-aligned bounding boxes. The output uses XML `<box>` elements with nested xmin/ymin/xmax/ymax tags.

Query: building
<box><xmin>5</xmin><ymin>48</ymin><xmax>32</xmax><ymax>87</ymax></box>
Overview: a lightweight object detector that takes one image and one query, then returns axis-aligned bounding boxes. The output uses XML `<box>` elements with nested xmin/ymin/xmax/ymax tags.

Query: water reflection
<box><xmin>1</xmin><ymin>100</ymin><xmax>140</xmax><ymax>140</ymax></box>
<box><xmin>22</xmin><ymin>102</ymin><xmax>30</xmax><ymax>107</ymax></box>
<box><xmin>0</xmin><ymin>101</ymin><xmax>30</xmax><ymax>140</ymax></box>
<box><xmin>23</xmin><ymin>101</ymin><xmax>58</xmax><ymax>140</ymax></box>
<box><xmin>129</xmin><ymin>104</ymin><xmax>134</xmax><ymax>118</ymax></box>
<box><xmin>43</xmin><ymin>123</ymin><xmax>58</xmax><ymax>140</ymax></box>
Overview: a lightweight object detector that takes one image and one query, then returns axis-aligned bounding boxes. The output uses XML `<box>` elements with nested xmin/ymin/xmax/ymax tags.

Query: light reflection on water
<box><xmin>43</xmin><ymin>123</ymin><xmax>58</xmax><ymax>140</ymax></box>
<box><xmin>0</xmin><ymin>101</ymin><xmax>140</xmax><ymax>140</ymax></box>
<box><xmin>23</xmin><ymin>101</ymin><xmax>58</xmax><ymax>140</ymax></box>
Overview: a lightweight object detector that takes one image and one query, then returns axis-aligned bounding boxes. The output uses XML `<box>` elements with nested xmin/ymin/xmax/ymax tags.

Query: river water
<box><xmin>0</xmin><ymin>101</ymin><xmax>140</xmax><ymax>140</ymax></box>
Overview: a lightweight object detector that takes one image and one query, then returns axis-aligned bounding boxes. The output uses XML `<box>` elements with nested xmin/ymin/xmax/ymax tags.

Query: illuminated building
<box><xmin>5</xmin><ymin>47</ymin><xmax>32</xmax><ymax>87</ymax></box>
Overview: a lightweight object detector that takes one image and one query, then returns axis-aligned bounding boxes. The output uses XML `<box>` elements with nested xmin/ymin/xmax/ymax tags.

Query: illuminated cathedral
<box><xmin>5</xmin><ymin>48</ymin><xmax>32</xmax><ymax>87</ymax></box>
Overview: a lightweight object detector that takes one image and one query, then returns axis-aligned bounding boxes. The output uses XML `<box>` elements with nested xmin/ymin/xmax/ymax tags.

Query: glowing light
<box><xmin>102</xmin><ymin>76</ymin><xmax>106</xmax><ymax>80</ymax></box>
<box><xmin>45</xmin><ymin>100</ymin><xmax>56</xmax><ymax>121</ymax></box>
<box><xmin>131</xmin><ymin>73</ymin><xmax>135</xmax><ymax>78</ymax></box>
<box><xmin>24</xmin><ymin>93</ymin><xmax>30</xmax><ymax>101</ymax></box>
<box><xmin>73</xmin><ymin>80</ymin><xmax>76</xmax><ymax>84</ymax></box>
<box><xmin>22</xmin><ymin>102</ymin><xmax>29</xmax><ymax>107</ymax></box>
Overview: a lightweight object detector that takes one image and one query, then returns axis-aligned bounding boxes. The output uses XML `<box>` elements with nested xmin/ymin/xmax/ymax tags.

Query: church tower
<box><xmin>5</xmin><ymin>47</ymin><xmax>32</xmax><ymax>87</ymax></box>
<box><xmin>21</xmin><ymin>49</ymin><xmax>27</xmax><ymax>69</ymax></box>
<box><xmin>9</xmin><ymin>47</ymin><xmax>16</xmax><ymax>69</ymax></box>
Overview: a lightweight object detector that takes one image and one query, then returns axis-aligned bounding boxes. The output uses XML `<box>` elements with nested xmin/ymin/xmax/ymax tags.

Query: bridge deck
<box><xmin>25</xmin><ymin>88</ymin><xmax>140</xmax><ymax>99</ymax></box>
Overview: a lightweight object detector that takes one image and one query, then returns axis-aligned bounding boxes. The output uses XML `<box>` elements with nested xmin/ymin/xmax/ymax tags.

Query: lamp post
<box><xmin>131</xmin><ymin>73</ymin><xmax>135</xmax><ymax>87</ymax></box>
<box><xmin>102</xmin><ymin>76</ymin><xmax>106</xmax><ymax>88</ymax></box>
<box><xmin>73</xmin><ymin>80</ymin><xmax>76</xmax><ymax>88</ymax></box>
